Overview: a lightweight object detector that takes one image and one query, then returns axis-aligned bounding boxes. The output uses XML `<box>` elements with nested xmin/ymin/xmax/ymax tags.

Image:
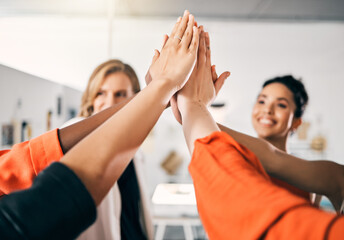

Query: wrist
<box><xmin>179</xmin><ymin>100</ymin><xmax>208</xmax><ymax>119</ymax></box>
<box><xmin>149</xmin><ymin>78</ymin><xmax>177</xmax><ymax>103</ymax></box>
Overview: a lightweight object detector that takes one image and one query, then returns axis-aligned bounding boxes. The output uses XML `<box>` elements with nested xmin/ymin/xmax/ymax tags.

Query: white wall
<box><xmin>0</xmin><ymin>16</ymin><xmax>343</xmax><ymax>194</ymax></box>
<box><xmin>0</xmin><ymin>64</ymin><xmax>82</xmax><ymax>148</ymax></box>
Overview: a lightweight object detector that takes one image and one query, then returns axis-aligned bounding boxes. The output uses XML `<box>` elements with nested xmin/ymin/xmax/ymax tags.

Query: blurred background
<box><xmin>1</xmin><ymin>0</ymin><xmax>344</xmax><ymax>239</ymax></box>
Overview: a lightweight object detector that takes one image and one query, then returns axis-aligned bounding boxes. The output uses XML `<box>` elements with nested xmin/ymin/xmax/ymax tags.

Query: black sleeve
<box><xmin>0</xmin><ymin>162</ymin><xmax>96</xmax><ymax>240</ymax></box>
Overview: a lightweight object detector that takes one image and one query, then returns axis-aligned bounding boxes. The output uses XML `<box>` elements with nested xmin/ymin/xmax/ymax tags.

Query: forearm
<box><xmin>61</xmin><ymin>81</ymin><xmax>174</xmax><ymax>205</ymax></box>
<box><xmin>58</xmin><ymin>96</ymin><xmax>134</xmax><ymax>153</ymax></box>
<box><xmin>217</xmin><ymin>124</ymin><xmax>273</xmax><ymax>168</ymax></box>
<box><xmin>181</xmin><ymin>102</ymin><xmax>219</xmax><ymax>154</ymax></box>
<box><xmin>272</xmin><ymin>157</ymin><xmax>344</xmax><ymax>211</ymax></box>
<box><xmin>218</xmin><ymin>123</ymin><xmax>344</xmax><ymax>210</ymax></box>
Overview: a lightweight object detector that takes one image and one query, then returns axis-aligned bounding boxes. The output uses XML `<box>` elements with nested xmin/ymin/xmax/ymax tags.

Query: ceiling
<box><xmin>1</xmin><ymin>0</ymin><xmax>344</xmax><ymax>21</ymax></box>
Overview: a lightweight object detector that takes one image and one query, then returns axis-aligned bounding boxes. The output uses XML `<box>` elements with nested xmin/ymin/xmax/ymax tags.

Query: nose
<box><xmin>104</xmin><ymin>94</ymin><xmax>116</xmax><ymax>108</ymax></box>
<box><xmin>263</xmin><ymin>103</ymin><xmax>274</xmax><ymax>114</ymax></box>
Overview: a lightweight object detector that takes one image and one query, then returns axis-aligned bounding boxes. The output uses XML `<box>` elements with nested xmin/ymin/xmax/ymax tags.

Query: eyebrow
<box><xmin>257</xmin><ymin>94</ymin><xmax>290</xmax><ymax>104</ymax></box>
<box><xmin>98</xmin><ymin>88</ymin><xmax>127</xmax><ymax>92</ymax></box>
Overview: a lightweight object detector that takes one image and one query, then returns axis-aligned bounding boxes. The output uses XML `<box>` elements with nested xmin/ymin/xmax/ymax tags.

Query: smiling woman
<box><xmin>251</xmin><ymin>75</ymin><xmax>312</xmax><ymax>200</ymax></box>
<box><xmin>252</xmin><ymin>75</ymin><xmax>308</xmax><ymax>152</ymax></box>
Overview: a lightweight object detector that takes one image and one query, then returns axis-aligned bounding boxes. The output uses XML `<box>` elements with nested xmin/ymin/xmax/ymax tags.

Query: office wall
<box><xmin>0</xmin><ymin>64</ymin><xmax>82</xmax><ymax>148</ymax></box>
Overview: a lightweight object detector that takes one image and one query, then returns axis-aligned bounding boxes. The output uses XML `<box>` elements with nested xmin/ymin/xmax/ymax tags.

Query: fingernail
<box><xmin>177</xmin><ymin>16</ymin><xmax>182</xmax><ymax>22</ymax></box>
<box><xmin>184</xmin><ymin>10</ymin><xmax>189</xmax><ymax>16</ymax></box>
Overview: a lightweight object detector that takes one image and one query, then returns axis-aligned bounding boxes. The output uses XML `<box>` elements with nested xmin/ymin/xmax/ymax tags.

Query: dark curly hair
<box><xmin>262</xmin><ymin>75</ymin><xmax>308</xmax><ymax>118</ymax></box>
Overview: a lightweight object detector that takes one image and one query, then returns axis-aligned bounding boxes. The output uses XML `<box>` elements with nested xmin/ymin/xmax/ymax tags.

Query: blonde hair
<box><xmin>79</xmin><ymin>59</ymin><xmax>140</xmax><ymax>117</ymax></box>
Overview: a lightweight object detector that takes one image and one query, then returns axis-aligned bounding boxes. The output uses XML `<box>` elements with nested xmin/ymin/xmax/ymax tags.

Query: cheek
<box><xmin>93</xmin><ymin>97</ymin><xmax>104</xmax><ymax>112</ymax></box>
<box><xmin>277</xmin><ymin>111</ymin><xmax>294</xmax><ymax>127</ymax></box>
<box><xmin>127</xmin><ymin>89</ymin><xmax>135</xmax><ymax>98</ymax></box>
<box><xmin>251</xmin><ymin>108</ymin><xmax>259</xmax><ymax>128</ymax></box>
<box><xmin>251</xmin><ymin>105</ymin><xmax>259</xmax><ymax>119</ymax></box>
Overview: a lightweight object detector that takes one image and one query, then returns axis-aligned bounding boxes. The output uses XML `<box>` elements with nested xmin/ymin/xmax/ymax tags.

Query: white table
<box><xmin>152</xmin><ymin>183</ymin><xmax>207</xmax><ymax>240</ymax></box>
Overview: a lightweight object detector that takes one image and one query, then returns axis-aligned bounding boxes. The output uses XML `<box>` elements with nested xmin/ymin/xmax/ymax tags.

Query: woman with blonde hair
<box><xmin>79</xmin><ymin>59</ymin><xmax>140</xmax><ymax>118</ymax></box>
<box><xmin>63</xmin><ymin>59</ymin><xmax>153</xmax><ymax>240</ymax></box>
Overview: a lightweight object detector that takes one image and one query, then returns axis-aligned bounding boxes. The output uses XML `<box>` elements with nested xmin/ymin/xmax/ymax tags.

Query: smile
<box><xmin>258</xmin><ymin>118</ymin><xmax>275</xmax><ymax>126</ymax></box>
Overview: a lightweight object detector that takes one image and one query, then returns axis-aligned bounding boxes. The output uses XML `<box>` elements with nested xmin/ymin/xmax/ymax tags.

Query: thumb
<box><xmin>151</xmin><ymin>49</ymin><xmax>160</xmax><ymax>64</ymax></box>
<box><xmin>161</xmin><ymin>34</ymin><xmax>169</xmax><ymax>49</ymax></box>
<box><xmin>211</xmin><ymin>65</ymin><xmax>218</xmax><ymax>82</ymax></box>
<box><xmin>214</xmin><ymin>71</ymin><xmax>230</xmax><ymax>95</ymax></box>
<box><xmin>170</xmin><ymin>95</ymin><xmax>182</xmax><ymax>125</ymax></box>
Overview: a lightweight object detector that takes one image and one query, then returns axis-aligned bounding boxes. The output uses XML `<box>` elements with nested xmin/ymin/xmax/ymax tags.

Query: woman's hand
<box><xmin>171</xmin><ymin>28</ymin><xmax>230</xmax><ymax>123</ymax></box>
<box><xmin>177</xmin><ymin>30</ymin><xmax>214</xmax><ymax>111</ymax></box>
<box><xmin>145</xmin><ymin>34</ymin><xmax>168</xmax><ymax>86</ymax></box>
<box><xmin>148</xmin><ymin>10</ymin><xmax>199</xmax><ymax>94</ymax></box>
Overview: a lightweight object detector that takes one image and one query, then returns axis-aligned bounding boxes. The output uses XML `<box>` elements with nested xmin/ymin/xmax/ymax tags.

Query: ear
<box><xmin>291</xmin><ymin>118</ymin><xmax>302</xmax><ymax>131</ymax></box>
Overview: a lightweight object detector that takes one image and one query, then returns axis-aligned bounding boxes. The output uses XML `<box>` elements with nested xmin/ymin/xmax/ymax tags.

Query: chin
<box><xmin>256</xmin><ymin>130</ymin><xmax>274</xmax><ymax>139</ymax></box>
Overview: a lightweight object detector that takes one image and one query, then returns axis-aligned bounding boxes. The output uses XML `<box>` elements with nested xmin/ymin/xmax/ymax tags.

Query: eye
<box><xmin>115</xmin><ymin>91</ymin><xmax>127</xmax><ymax>98</ymax></box>
<box><xmin>257</xmin><ymin>99</ymin><xmax>265</xmax><ymax>104</ymax></box>
<box><xmin>277</xmin><ymin>103</ymin><xmax>287</xmax><ymax>108</ymax></box>
<box><xmin>96</xmin><ymin>91</ymin><xmax>105</xmax><ymax>97</ymax></box>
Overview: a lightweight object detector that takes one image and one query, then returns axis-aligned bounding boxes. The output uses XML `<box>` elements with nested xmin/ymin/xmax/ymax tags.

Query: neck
<box><xmin>262</xmin><ymin>136</ymin><xmax>288</xmax><ymax>152</ymax></box>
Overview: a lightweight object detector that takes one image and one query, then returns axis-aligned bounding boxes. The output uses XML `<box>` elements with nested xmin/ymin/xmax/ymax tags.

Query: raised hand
<box><xmin>145</xmin><ymin>34</ymin><xmax>169</xmax><ymax>86</ymax></box>
<box><xmin>177</xmin><ymin>29</ymin><xmax>215</xmax><ymax>110</ymax></box>
<box><xmin>148</xmin><ymin>10</ymin><xmax>199</xmax><ymax>93</ymax></box>
<box><xmin>171</xmin><ymin>27</ymin><xmax>230</xmax><ymax>123</ymax></box>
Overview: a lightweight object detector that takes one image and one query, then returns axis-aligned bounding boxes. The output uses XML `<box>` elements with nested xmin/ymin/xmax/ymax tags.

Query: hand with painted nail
<box><xmin>148</xmin><ymin>10</ymin><xmax>199</xmax><ymax>93</ymax></box>
<box><xmin>171</xmin><ymin>27</ymin><xmax>230</xmax><ymax>123</ymax></box>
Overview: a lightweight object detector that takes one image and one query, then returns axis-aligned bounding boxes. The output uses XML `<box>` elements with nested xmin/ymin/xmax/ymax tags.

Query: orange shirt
<box><xmin>0</xmin><ymin>129</ymin><xmax>63</xmax><ymax>196</ymax></box>
<box><xmin>189</xmin><ymin>131</ymin><xmax>343</xmax><ymax>239</ymax></box>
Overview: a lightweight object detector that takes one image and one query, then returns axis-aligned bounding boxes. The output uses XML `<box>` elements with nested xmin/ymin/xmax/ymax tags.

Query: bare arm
<box><xmin>58</xmin><ymin>96</ymin><xmax>134</xmax><ymax>153</ymax></box>
<box><xmin>177</xmin><ymin>30</ymin><xmax>221</xmax><ymax>151</ymax></box>
<box><xmin>217</xmin><ymin>123</ymin><xmax>344</xmax><ymax>212</ymax></box>
<box><xmin>170</xmin><ymin>27</ymin><xmax>230</xmax><ymax>125</ymax></box>
<box><xmin>60</xmin><ymin>11</ymin><xmax>199</xmax><ymax>205</ymax></box>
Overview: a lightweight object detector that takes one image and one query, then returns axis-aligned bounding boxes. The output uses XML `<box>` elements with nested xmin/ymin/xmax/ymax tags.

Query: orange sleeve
<box><xmin>188</xmin><ymin>131</ymin><xmax>311</xmax><ymax>239</ymax></box>
<box><xmin>265</xmin><ymin>206</ymin><xmax>343</xmax><ymax>240</ymax></box>
<box><xmin>0</xmin><ymin>129</ymin><xmax>63</xmax><ymax>196</ymax></box>
<box><xmin>327</xmin><ymin>217</ymin><xmax>344</xmax><ymax>239</ymax></box>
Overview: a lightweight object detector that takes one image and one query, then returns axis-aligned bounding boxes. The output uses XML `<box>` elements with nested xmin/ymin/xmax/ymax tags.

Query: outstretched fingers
<box><xmin>198</xmin><ymin>28</ymin><xmax>207</xmax><ymax>66</ymax></box>
<box><xmin>169</xmin><ymin>17</ymin><xmax>182</xmax><ymax>41</ymax></box>
<box><xmin>170</xmin><ymin>10</ymin><xmax>190</xmax><ymax>44</ymax></box>
<box><xmin>180</xmin><ymin>14</ymin><xmax>195</xmax><ymax>48</ymax></box>
<box><xmin>188</xmin><ymin>26</ymin><xmax>200</xmax><ymax>55</ymax></box>
<box><xmin>144</xmin><ymin>50</ymin><xmax>160</xmax><ymax>85</ymax></box>
<box><xmin>211</xmin><ymin>65</ymin><xmax>218</xmax><ymax>82</ymax></box>
<box><xmin>161</xmin><ymin>34</ymin><xmax>169</xmax><ymax>49</ymax></box>
<box><xmin>205</xmin><ymin>32</ymin><xmax>212</xmax><ymax>68</ymax></box>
